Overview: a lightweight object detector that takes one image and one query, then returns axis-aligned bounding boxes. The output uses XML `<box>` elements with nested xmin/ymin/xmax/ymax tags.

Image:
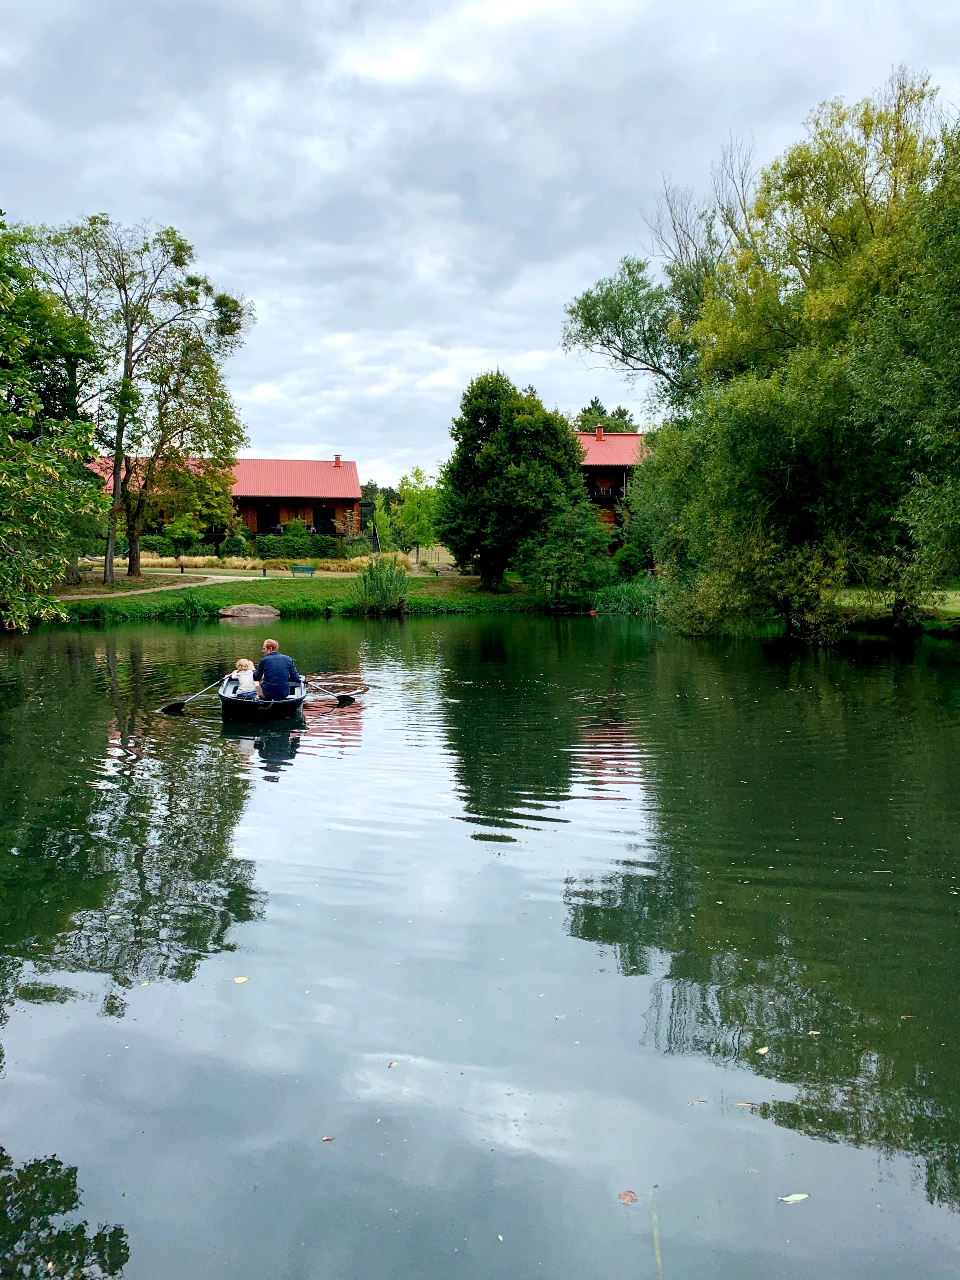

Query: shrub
<box><xmin>347</xmin><ymin>556</ymin><xmax>408</xmax><ymax>614</ymax></box>
<box><xmin>613</xmin><ymin>543</ymin><xmax>646</xmax><ymax>581</ymax></box>
<box><xmin>219</xmin><ymin>533</ymin><xmax>250</xmax><ymax>557</ymax></box>
<box><xmin>344</xmin><ymin>535</ymin><xmax>371</xmax><ymax>557</ymax></box>
<box><xmin>515</xmin><ymin>501</ymin><xmax>613</xmax><ymax>598</ymax></box>
<box><xmin>139</xmin><ymin>535</ymin><xmax>176</xmax><ymax>556</ymax></box>
<box><xmin>313</xmin><ymin>534</ymin><xmax>340</xmax><ymax>558</ymax></box>
<box><xmin>255</xmin><ymin>535</ymin><xmax>283</xmax><ymax>558</ymax></box>
<box><xmin>592</xmin><ymin>576</ymin><xmax>663</xmax><ymax>616</ymax></box>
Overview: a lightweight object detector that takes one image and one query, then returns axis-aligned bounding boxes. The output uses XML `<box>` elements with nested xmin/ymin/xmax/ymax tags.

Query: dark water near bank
<box><xmin>1</xmin><ymin>617</ymin><xmax>960</xmax><ymax>1278</ymax></box>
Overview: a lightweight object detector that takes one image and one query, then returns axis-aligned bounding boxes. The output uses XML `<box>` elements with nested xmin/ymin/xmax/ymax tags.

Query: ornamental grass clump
<box><xmin>592</xmin><ymin>576</ymin><xmax>663</xmax><ymax>617</ymax></box>
<box><xmin>348</xmin><ymin>556</ymin><xmax>409</xmax><ymax>615</ymax></box>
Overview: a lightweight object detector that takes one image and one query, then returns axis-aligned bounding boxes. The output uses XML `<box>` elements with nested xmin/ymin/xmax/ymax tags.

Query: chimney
<box><xmin>595</xmin><ymin>425</ymin><xmax>603</xmax><ymax>441</ymax></box>
<box><xmin>334</xmin><ymin>454</ymin><xmax>341</xmax><ymax>467</ymax></box>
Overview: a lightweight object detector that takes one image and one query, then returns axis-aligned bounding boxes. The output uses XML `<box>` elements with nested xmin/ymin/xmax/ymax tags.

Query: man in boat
<box><xmin>254</xmin><ymin>639</ymin><xmax>302</xmax><ymax>700</ymax></box>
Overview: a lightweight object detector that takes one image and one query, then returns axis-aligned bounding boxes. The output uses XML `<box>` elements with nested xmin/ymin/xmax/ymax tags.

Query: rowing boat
<box><xmin>218</xmin><ymin>675</ymin><xmax>308</xmax><ymax>722</ymax></box>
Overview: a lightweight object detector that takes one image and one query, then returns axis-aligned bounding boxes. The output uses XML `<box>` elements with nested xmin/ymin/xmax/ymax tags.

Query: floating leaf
<box><xmin>388</xmin><ymin>1061</ymin><xmax>398</xmax><ymax>1068</ymax></box>
<box><xmin>322</xmin><ymin>1136</ymin><xmax>335</xmax><ymax>1143</ymax></box>
<box><xmin>108</xmin><ymin>915</ymin><xmax>122</xmax><ymax>920</ymax></box>
<box><xmin>778</xmin><ymin>1193</ymin><xmax>809</xmax><ymax>1204</ymax></box>
<box><xmin>233</xmin><ymin>976</ymin><xmax>248</xmax><ymax>984</ymax></box>
<box><xmin>555</xmin><ymin>1014</ymin><xmax>566</xmax><ymax>1020</ymax></box>
<box><xmin>757</xmin><ymin>1046</ymin><xmax>770</xmax><ymax>1055</ymax></box>
<box><xmin>139</xmin><ymin>981</ymin><xmax>149</xmax><ymax>987</ymax></box>
<box><xmin>618</xmin><ymin>1190</ymin><xmax>638</xmax><ymax>1205</ymax></box>
<box><xmin>497</xmin><ymin>1235</ymin><xmax>503</xmax><ymax>1242</ymax></box>
<box><xmin>689</xmin><ymin>1099</ymin><xmax>707</xmax><ymax>1105</ymax></box>
<box><xmin>736</xmin><ymin>1102</ymin><xmax>757</xmax><ymax>1107</ymax></box>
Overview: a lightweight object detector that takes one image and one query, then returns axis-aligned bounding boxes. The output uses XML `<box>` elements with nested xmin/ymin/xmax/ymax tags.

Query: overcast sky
<box><xmin>3</xmin><ymin>1</ymin><xmax>959</xmax><ymax>482</ymax></box>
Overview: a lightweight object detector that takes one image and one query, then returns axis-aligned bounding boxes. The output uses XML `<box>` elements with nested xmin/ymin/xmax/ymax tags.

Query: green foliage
<box><xmin>347</xmin><ymin>556</ymin><xmax>409</xmax><ymax>615</ymax></box>
<box><xmin>515</xmin><ymin>500</ymin><xmax>614</xmax><ymax>598</ymax></box>
<box><xmin>255</xmin><ymin>532</ymin><xmax>341</xmax><ymax>559</ymax></box>
<box><xmin>587</xmin><ymin>70</ymin><xmax>957</xmax><ymax>638</ymax></box>
<box><xmin>139</xmin><ymin>535</ymin><xmax>176</xmax><ymax>556</ymax></box>
<box><xmin>0</xmin><ymin>1144</ymin><xmax>129</xmax><ymax>1278</ymax></box>
<box><xmin>360</xmin><ymin>479</ymin><xmax>399</xmax><ymax>509</ymax></box>
<box><xmin>848</xmin><ymin>124</ymin><xmax>960</xmax><ymax>603</ymax></box>
<box><xmin>21</xmin><ymin>215</ymin><xmax>252</xmax><ymax>581</ymax></box>
<box><xmin>613</xmin><ymin>542</ymin><xmax>646</xmax><ymax>580</ymax></box>
<box><xmin>592</xmin><ymin>577</ymin><xmax>663</xmax><ymax>616</ymax></box>
<box><xmin>0</xmin><ymin>221</ymin><xmax>108</xmax><ymax>629</ymax></box>
<box><xmin>163</xmin><ymin>514</ymin><xmax>202</xmax><ymax>556</ymax></box>
<box><xmin>372</xmin><ymin>493</ymin><xmax>397</xmax><ymax>551</ymax></box>
<box><xmin>575</xmin><ymin>397</ymin><xmax>637</xmax><ymax>433</ymax></box>
<box><xmin>437</xmin><ymin>372</ymin><xmax>587</xmax><ymax>587</ymax></box>
<box><xmin>392</xmin><ymin>467</ymin><xmax>437</xmax><ymax>554</ymax></box>
<box><xmin>217</xmin><ymin>532</ymin><xmax>249</xmax><ymax>557</ymax></box>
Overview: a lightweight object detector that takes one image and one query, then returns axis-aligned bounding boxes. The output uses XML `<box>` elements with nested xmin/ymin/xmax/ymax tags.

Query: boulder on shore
<box><xmin>219</xmin><ymin>603</ymin><xmax>281</xmax><ymax>620</ymax></box>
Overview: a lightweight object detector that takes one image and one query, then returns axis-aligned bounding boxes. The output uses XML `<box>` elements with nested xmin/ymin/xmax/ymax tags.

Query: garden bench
<box><xmin>290</xmin><ymin>565</ymin><xmax>316</xmax><ymax>576</ymax></box>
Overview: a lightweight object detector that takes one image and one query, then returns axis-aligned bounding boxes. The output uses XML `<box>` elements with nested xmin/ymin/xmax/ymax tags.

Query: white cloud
<box><xmin>3</xmin><ymin>0</ymin><xmax>960</xmax><ymax>481</ymax></box>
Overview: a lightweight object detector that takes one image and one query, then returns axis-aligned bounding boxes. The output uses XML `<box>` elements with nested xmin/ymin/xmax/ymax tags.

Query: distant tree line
<box><xmin>564</xmin><ymin>69</ymin><xmax>960</xmax><ymax>637</ymax></box>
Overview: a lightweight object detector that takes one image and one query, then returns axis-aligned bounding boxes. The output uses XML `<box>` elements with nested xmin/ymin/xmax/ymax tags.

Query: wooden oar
<box><xmin>159</xmin><ymin>678</ymin><xmax>224</xmax><ymax>715</ymax></box>
<box><xmin>308</xmin><ymin>682</ymin><xmax>356</xmax><ymax>707</ymax></box>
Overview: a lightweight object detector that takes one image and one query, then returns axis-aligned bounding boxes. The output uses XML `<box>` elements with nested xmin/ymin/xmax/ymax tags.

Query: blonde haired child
<box><xmin>231</xmin><ymin>658</ymin><xmax>258</xmax><ymax>698</ymax></box>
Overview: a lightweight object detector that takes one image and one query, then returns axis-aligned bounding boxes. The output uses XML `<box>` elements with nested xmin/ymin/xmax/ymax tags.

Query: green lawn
<box><xmin>58</xmin><ymin>574</ymin><xmax>546</xmax><ymax>624</ymax></box>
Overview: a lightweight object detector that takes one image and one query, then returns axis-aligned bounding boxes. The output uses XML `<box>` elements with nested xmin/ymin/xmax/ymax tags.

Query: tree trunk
<box><xmin>64</xmin><ymin>554</ymin><xmax>82</xmax><ymax>585</ymax></box>
<box><xmin>127</xmin><ymin>530</ymin><xmax>141</xmax><ymax>577</ymax></box>
<box><xmin>103</xmin><ymin>517</ymin><xmax>117</xmax><ymax>585</ymax></box>
<box><xmin>103</xmin><ymin>447</ymin><xmax>124</xmax><ymax>584</ymax></box>
<box><xmin>479</xmin><ymin>558</ymin><xmax>504</xmax><ymax>590</ymax></box>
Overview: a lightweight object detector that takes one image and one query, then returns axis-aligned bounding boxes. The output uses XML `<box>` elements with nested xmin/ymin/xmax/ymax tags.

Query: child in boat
<box><xmin>231</xmin><ymin>658</ymin><xmax>258</xmax><ymax>699</ymax></box>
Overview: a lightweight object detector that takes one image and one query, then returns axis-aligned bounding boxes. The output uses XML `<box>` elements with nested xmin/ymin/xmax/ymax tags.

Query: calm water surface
<box><xmin>1</xmin><ymin>616</ymin><xmax>960</xmax><ymax>1278</ymax></box>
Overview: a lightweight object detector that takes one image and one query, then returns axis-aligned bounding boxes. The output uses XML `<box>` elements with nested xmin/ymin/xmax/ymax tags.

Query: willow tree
<box><xmin>566</xmin><ymin>69</ymin><xmax>950</xmax><ymax>636</ymax></box>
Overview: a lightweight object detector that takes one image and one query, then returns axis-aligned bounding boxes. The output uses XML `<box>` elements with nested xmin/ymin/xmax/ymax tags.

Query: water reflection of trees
<box><xmin>437</xmin><ymin>619</ymin><xmax>645</xmax><ymax>833</ymax></box>
<box><xmin>0</xmin><ymin>1142</ymin><xmax>129</xmax><ymax>1278</ymax></box>
<box><xmin>0</xmin><ymin>630</ymin><xmax>263</xmax><ymax>1028</ymax></box>
<box><xmin>562</xmin><ymin>635</ymin><xmax>960</xmax><ymax>1208</ymax></box>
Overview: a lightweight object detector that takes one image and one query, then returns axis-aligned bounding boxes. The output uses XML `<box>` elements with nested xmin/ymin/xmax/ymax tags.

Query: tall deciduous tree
<box><xmin>392</xmin><ymin>467</ymin><xmax>437</xmax><ymax>562</ymax></box>
<box><xmin>0</xmin><ymin>219</ymin><xmax>106</xmax><ymax>629</ymax></box>
<box><xmin>436</xmin><ymin>372</ymin><xmax>586</xmax><ymax>587</ymax></box>
<box><xmin>120</xmin><ymin>327</ymin><xmax>246</xmax><ymax>575</ymax></box>
<box><xmin>22</xmin><ymin>217</ymin><xmax>250</xmax><ymax>581</ymax></box>
<box><xmin>572</xmin><ymin>70</ymin><xmax>953</xmax><ymax>636</ymax></box>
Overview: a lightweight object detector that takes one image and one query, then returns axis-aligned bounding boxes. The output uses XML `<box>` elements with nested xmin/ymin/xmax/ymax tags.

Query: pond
<box><xmin>1</xmin><ymin>616</ymin><xmax>959</xmax><ymax>1278</ymax></box>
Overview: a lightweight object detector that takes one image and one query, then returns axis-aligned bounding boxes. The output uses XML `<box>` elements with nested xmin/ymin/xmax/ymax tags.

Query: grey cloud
<box><xmin>3</xmin><ymin>0</ymin><xmax>960</xmax><ymax>479</ymax></box>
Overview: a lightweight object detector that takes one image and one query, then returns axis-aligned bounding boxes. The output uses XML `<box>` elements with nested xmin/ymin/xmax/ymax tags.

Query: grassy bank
<box><xmin>45</xmin><ymin>573</ymin><xmax>960</xmax><ymax>633</ymax></box>
<box><xmin>56</xmin><ymin>575</ymin><xmax>553</xmax><ymax>624</ymax></box>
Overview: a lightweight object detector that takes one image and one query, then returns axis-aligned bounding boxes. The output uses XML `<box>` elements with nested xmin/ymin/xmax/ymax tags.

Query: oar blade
<box><xmin>159</xmin><ymin>701</ymin><xmax>187</xmax><ymax>715</ymax></box>
<box><xmin>336</xmin><ymin>694</ymin><xmax>356</xmax><ymax>707</ymax></box>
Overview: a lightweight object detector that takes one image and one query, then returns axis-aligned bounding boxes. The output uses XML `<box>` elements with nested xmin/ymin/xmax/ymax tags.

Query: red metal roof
<box><xmin>231</xmin><ymin>458</ymin><xmax>361</xmax><ymax>500</ymax></box>
<box><xmin>89</xmin><ymin>456</ymin><xmax>362</xmax><ymax>500</ymax></box>
<box><xmin>575</xmin><ymin>432</ymin><xmax>647</xmax><ymax>467</ymax></box>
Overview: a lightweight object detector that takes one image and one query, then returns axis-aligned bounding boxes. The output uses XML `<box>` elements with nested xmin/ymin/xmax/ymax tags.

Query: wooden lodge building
<box><xmin>575</xmin><ymin>427</ymin><xmax>647</xmax><ymax>526</ymax></box>
<box><xmin>232</xmin><ymin>457</ymin><xmax>362</xmax><ymax>536</ymax></box>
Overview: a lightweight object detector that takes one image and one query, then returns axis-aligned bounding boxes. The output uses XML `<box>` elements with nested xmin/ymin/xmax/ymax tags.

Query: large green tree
<box><xmin>436</xmin><ymin>372</ymin><xmax>587</xmax><ymax>587</ymax></box>
<box><xmin>568</xmin><ymin>70</ymin><xmax>954</xmax><ymax>636</ymax></box>
<box><xmin>22</xmin><ymin>216</ymin><xmax>250</xmax><ymax>581</ymax></box>
<box><xmin>119</xmin><ymin>326</ymin><xmax>246</xmax><ymax>575</ymax></box>
<box><xmin>0</xmin><ymin>219</ymin><xmax>106</xmax><ymax>630</ymax></box>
